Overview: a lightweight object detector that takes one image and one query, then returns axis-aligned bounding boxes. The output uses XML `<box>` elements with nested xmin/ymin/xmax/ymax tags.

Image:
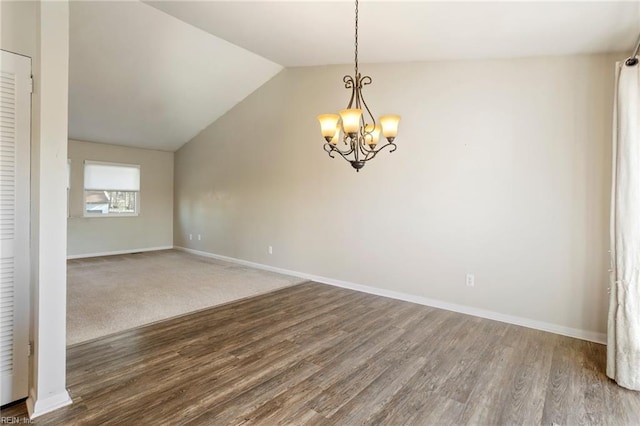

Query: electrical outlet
<box><xmin>189</xmin><ymin>234</ymin><xmax>193</xmax><ymax>240</ymax></box>
<box><xmin>198</xmin><ymin>234</ymin><xmax>201</xmax><ymax>241</ymax></box>
<box><xmin>268</xmin><ymin>246</ymin><xmax>273</xmax><ymax>255</ymax></box>
<box><xmin>466</xmin><ymin>274</ymin><xmax>475</xmax><ymax>287</ymax></box>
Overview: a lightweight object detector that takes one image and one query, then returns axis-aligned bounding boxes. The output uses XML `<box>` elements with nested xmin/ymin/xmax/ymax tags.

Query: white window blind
<box><xmin>84</xmin><ymin>161</ymin><xmax>140</xmax><ymax>191</ymax></box>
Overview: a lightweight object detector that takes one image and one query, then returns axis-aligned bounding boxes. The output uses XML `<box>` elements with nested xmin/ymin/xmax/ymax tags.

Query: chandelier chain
<box><xmin>354</xmin><ymin>0</ymin><xmax>358</xmax><ymax>77</ymax></box>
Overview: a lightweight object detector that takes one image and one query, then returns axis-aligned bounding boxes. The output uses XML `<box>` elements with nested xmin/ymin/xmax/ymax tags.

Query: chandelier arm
<box><xmin>359</xmin><ymin>141</ymin><xmax>396</xmax><ymax>163</ymax></box>
<box><xmin>341</xmin><ymin>139</ymin><xmax>356</xmax><ymax>156</ymax></box>
<box><xmin>363</xmin><ymin>149</ymin><xmax>375</xmax><ymax>162</ymax></box>
<box><xmin>359</xmin><ymin>132</ymin><xmax>395</xmax><ymax>156</ymax></box>
<box><xmin>358</xmin><ymin>80</ymin><xmax>377</xmax><ymax>129</ymax></box>
<box><xmin>323</xmin><ymin>143</ymin><xmax>337</xmax><ymax>159</ymax></box>
<box><xmin>372</xmin><ymin>141</ymin><xmax>398</xmax><ymax>156</ymax></box>
<box><xmin>325</xmin><ymin>136</ymin><xmax>356</xmax><ymax>157</ymax></box>
<box><xmin>354</xmin><ymin>76</ymin><xmax>361</xmax><ymax>115</ymax></box>
<box><xmin>324</xmin><ymin>142</ymin><xmax>355</xmax><ymax>162</ymax></box>
<box><xmin>344</xmin><ymin>76</ymin><xmax>356</xmax><ymax>109</ymax></box>
<box><xmin>358</xmin><ymin>136</ymin><xmax>371</xmax><ymax>157</ymax></box>
<box><xmin>323</xmin><ymin>143</ymin><xmax>346</xmax><ymax>159</ymax></box>
<box><xmin>343</xmin><ymin>75</ymin><xmax>354</xmax><ymax>88</ymax></box>
<box><xmin>360</xmin><ymin>141</ymin><xmax>376</xmax><ymax>155</ymax></box>
<box><xmin>359</xmin><ymin>141</ymin><xmax>388</xmax><ymax>163</ymax></box>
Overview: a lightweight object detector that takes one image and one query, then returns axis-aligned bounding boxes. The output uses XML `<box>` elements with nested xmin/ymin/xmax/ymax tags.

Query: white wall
<box><xmin>175</xmin><ymin>54</ymin><xmax>618</xmax><ymax>339</ymax></box>
<box><xmin>67</xmin><ymin>140</ymin><xmax>174</xmax><ymax>257</ymax></box>
<box><xmin>1</xmin><ymin>1</ymin><xmax>37</xmax><ymax>59</ymax></box>
<box><xmin>3</xmin><ymin>0</ymin><xmax>73</xmax><ymax>418</ymax></box>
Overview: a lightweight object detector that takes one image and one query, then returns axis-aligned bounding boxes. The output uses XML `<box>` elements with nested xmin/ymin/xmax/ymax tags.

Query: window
<box><xmin>84</xmin><ymin>161</ymin><xmax>140</xmax><ymax>216</ymax></box>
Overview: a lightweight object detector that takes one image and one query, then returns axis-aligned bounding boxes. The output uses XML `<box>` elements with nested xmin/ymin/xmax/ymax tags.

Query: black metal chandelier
<box><xmin>317</xmin><ymin>0</ymin><xmax>401</xmax><ymax>172</ymax></box>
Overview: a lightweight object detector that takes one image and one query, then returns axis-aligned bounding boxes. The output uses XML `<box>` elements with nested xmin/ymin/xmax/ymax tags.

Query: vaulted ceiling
<box><xmin>69</xmin><ymin>1</ymin><xmax>282</xmax><ymax>151</ymax></box>
<box><xmin>69</xmin><ymin>1</ymin><xmax>640</xmax><ymax>152</ymax></box>
<box><xmin>146</xmin><ymin>1</ymin><xmax>640</xmax><ymax>66</ymax></box>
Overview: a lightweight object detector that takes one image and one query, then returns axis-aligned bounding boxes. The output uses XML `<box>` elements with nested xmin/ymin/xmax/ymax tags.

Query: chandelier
<box><xmin>317</xmin><ymin>0</ymin><xmax>401</xmax><ymax>172</ymax></box>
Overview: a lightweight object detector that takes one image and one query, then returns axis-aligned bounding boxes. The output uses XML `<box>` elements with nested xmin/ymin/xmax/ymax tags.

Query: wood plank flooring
<box><xmin>2</xmin><ymin>282</ymin><xmax>640</xmax><ymax>425</ymax></box>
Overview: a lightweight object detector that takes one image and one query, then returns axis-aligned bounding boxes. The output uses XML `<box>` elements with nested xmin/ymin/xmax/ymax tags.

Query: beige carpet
<box><xmin>67</xmin><ymin>249</ymin><xmax>304</xmax><ymax>345</ymax></box>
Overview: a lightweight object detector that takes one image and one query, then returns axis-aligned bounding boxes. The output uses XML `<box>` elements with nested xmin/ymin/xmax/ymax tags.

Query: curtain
<box><xmin>608</xmin><ymin>59</ymin><xmax>640</xmax><ymax>391</ymax></box>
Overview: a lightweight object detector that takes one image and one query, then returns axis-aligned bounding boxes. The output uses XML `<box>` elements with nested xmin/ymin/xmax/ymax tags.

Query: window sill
<box><xmin>83</xmin><ymin>213</ymin><xmax>140</xmax><ymax>218</ymax></box>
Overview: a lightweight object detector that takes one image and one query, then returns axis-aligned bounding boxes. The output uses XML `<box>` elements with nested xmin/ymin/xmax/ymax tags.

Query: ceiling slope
<box><xmin>69</xmin><ymin>1</ymin><xmax>282</xmax><ymax>151</ymax></box>
<box><xmin>71</xmin><ymin>1</ymin><xmax>639</xmax><ymax>151</ymax></box>
<box><xmin>146</xmin><ymin>1</ymin><xmax>640</xmax><ymax>67</ymax></box>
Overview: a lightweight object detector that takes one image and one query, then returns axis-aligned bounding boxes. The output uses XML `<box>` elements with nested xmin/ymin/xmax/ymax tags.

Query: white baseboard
<box><xmin>174</xmin><ymin>246</ymin><xmax>607</xmax><ymax>345</ymax></box>
<box><xmin>26</xmin><ymin>388</ymin><xmax>72</xmax><ymax>419</ymax></box>
<box><xmin>67</xmin><ymin>246</ymin><xmax>173</xmax><ymax>260</ymax></box>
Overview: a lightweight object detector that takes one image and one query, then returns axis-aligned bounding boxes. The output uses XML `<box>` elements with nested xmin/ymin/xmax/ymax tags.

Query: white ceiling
<box><xmin>70</xmin><ymin>1</ymin><xmax>640</xmax><ymax>152</ymax></box>
<box><xmin>69</xmin><ymin>1</ymin><xmax>282</xmax><ymax>151</ymax></box>
<box><xmin>146</xmin><ymin>1</ymin><xmax>640</xmax><ymax>67</ymax></box>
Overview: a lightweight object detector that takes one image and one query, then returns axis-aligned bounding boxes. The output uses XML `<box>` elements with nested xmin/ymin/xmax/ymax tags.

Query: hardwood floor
<box><xmin>2</xmin><ymin>282</ymin><xmax>640</xmax><ymax>425</ymax></box>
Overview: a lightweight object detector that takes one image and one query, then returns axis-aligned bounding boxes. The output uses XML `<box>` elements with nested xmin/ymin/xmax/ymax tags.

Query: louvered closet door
<box><xmin>0</xmin><ymin>50</ymin><xmax>31</xmax><ymax>406</ymax></box>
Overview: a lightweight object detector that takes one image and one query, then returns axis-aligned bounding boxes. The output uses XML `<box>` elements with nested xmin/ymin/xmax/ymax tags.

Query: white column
<box><xmin>26</xmin><ymin>0</ymin><xmax>72</xmax><ymax>418</ymax></box>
